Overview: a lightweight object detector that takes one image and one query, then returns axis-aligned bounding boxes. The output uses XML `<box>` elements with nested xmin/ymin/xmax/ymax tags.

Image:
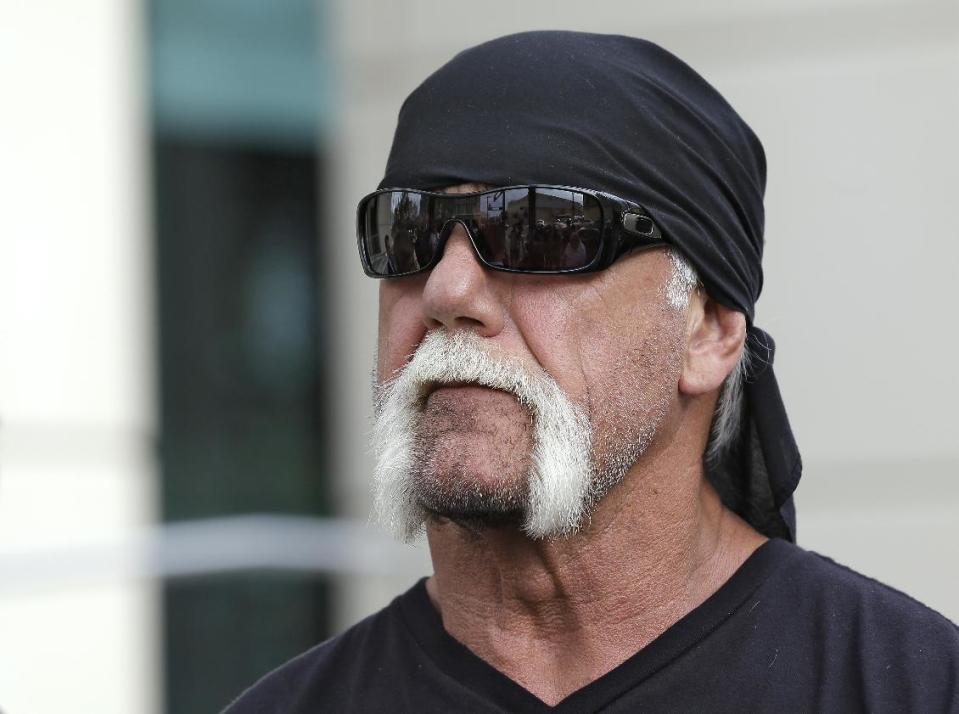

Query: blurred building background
<box><xmin>1</xmin><ymin>1</ymin><xmax>957</xmax><ymax>712</ymax></box>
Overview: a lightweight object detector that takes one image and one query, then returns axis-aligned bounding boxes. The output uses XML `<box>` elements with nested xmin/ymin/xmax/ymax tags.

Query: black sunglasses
<box><xmin>356</xmin><ymin>185</ymin><xmax>665</xmax><ymax>278</ymax></box>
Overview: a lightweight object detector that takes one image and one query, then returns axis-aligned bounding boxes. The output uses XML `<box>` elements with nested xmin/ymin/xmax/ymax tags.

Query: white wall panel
<box><xmin>0</xmin><ymin>1</ymin><xmax>158</xmax><ymax>712</ymax></box>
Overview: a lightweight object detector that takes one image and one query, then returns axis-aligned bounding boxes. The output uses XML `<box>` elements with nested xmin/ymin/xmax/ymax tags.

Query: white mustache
<box><xmin>371</xmin><ymin>330</ymin><xmax>594</xmax><ymax>540</ymax></box>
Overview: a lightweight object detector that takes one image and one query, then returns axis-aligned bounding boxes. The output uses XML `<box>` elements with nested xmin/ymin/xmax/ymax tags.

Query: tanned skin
<box><xmin>376</xmin><ymin>183</ymin><xmax>766</xmax><ymax>705</ymax></box>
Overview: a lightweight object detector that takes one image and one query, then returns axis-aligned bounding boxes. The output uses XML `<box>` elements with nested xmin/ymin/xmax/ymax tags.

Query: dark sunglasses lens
<box><xmin>362</xmin><ymin>192</ymin><xmax>433</xmax><ymax>275</ymax></box>
<box><xmin>471</xmin><ymin>188</ymin><xmax>603</xmax><ymax>271</ymax></box>
<box><xmin>469</xmin><ymin>188</ymin><xmax>526</xmax><ymax>269</ymax></box>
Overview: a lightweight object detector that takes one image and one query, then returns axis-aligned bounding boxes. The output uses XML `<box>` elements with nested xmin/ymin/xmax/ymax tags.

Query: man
<box><xmin>226</xmin><ymin>31</ymin><xmax>958</xmax><ymax>712</ymax></box>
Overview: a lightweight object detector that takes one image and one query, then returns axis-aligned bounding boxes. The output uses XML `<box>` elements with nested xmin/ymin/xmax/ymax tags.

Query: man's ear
<box><xmin>679</xmin><ymin>293</ymin><xmax>746</xmax><ymax>396</ymax></box>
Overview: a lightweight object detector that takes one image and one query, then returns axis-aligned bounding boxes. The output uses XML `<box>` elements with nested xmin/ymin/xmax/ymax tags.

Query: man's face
<box><xmin>372</xmin><ymin>186</ymin><xmax>689</xmax><ymax>540</ymax></box>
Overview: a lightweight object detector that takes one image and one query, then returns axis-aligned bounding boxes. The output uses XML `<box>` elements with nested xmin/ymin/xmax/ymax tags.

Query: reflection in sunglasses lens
<box><xmin>365</xmin><ymin>192</ymin><xmax>431</xmax><ymax>275</ymax></box>
<box><xmin>491</xmin><ymin>189</ymin><xmax>603</xmax><ymax>271</ymax></box>
<box><xmin>363</xmin><ymin>188</ymin><xmax>605</xmax><ymax>275</ymax></box>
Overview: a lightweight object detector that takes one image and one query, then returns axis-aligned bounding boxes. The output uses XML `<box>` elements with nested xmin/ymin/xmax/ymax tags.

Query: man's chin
<box><xmin>412</xmin><ymin>474</ymin><xmax>529</xmax><ymax>531</ymax></box>
<box><xmin>423</xmin><ymin>508</ymin><xmax>527</xmax><ymax>534</ymax></box>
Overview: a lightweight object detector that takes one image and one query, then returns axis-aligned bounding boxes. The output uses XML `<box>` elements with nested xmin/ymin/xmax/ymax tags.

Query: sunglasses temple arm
<box><xmin>618</xmin><ymin>210</ymin><xmax>665</xmax><ymax>250</ymax></box>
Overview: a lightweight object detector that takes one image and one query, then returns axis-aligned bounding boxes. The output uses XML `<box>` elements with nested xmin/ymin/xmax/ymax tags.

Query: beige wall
<box><xmin>328</xmin><ymin>0</ymin><xmax>959</xmax><ymax>628</ymax></box>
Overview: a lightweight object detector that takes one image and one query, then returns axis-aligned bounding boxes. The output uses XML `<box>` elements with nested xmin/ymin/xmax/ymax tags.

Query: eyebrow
<box><xmin>437</xmin><ymin>182</ymin><xmax>494</xmax><ymax>195</ymax></box>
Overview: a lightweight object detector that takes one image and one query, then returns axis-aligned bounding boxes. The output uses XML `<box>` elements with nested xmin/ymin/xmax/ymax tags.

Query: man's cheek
<box><xmin>379</xmin><ymin>322</ymin><xmax>424</xmax><ymax>381</ymax></box>
<box><xmin>513</xmin><ymin>306</ymin><xmax>581</xmax><ymax>381</ymax></box>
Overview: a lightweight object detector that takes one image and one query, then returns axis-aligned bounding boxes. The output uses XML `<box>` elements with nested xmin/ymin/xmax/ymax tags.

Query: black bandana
<box><xmin>379</xmin><ymin>31</ymin><xmax>801</xmax><ymax>541</ymax></box>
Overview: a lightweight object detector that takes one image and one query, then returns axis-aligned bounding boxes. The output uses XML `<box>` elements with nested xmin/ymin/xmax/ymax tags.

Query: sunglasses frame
<box><xmin>356</xmin><ymin>184</ymin><xmax>666</xmax><ymax>278</ymax></box>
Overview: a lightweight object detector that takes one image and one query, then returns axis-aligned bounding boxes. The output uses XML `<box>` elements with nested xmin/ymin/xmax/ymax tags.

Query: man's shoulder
<box><xmin>778</xmin><ymin>541</ymin><xmax>958</xmax><ymax>638</ymax></box>
<box><xmin>221</xmin><ymin>585</ymin><xmax>414</xmax><ymax>714</ymax></box>
<box><xmin>754</xmin><ymin>540</ymin><xmax>959</xmax><ymax>707</ymax></box>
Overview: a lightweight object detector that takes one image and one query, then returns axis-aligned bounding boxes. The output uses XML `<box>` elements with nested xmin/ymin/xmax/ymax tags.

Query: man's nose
<box><xmin>421</xmin><ymin>223</ymin><xmax>505</xmax><ymax>336</ymax></box>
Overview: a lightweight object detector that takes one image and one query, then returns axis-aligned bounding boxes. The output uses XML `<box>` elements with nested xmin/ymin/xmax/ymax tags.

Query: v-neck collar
<box><xmin>396</xmin><ymin>538</ymin><xmax>798</xmax><ymax>713</ymax></box>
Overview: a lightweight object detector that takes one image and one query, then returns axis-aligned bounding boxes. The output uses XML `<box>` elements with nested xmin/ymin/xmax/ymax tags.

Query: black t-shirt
<box><xmin>223</xmin><ymin>539</ymin><xmax>959</xmax><ymax>713</ymax></box>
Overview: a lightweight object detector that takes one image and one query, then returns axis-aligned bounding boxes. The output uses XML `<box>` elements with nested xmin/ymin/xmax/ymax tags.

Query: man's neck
<box><xmin>423</xmin><ymin>448</ymin><xmax>766</xmax><ymax>706</ymax></box>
